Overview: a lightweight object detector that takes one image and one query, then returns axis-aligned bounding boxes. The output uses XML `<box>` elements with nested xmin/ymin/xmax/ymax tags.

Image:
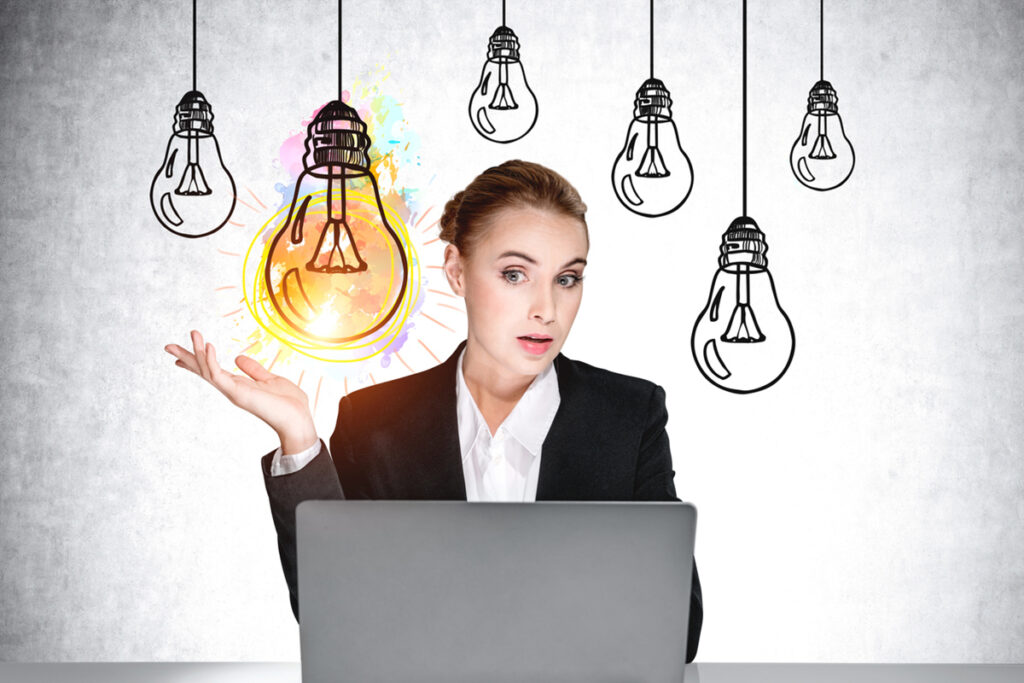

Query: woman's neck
<box><xmin>461</xmin><ymin>343</ymin><xmax>536</xmax><ymax>435</ymax></box>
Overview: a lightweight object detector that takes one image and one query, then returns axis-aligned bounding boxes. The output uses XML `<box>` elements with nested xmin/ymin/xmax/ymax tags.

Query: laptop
<box><xmin>296</xmin><ymin>500</ymin><xmax>697</xmax><ymax>683</ymax></box>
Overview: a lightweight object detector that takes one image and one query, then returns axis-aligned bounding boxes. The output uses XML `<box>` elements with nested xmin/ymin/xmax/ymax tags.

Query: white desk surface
<box><xmin>0</xmin><ymin>663</ymin><xmax>1021</xmax><ymax>682</ymax></box>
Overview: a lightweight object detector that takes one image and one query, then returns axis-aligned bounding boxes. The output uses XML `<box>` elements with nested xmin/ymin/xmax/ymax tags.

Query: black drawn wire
<box><xmin>649</xmin><ymin>0</ymin><xmax>654</xmax><ymax>79</ymax></box>
<box><xmin>742</xmin><ymin>0</ymin><xmax>747</xmax><ymax>217</ymax></box>
<box><xmin>344</xmin><ymin>0</ymin><xmax>348</xmax><ymax>100</ymax></box>
<box><xmin>819</xmin><ymin>0</ymin><xmax>824</xmax><ymax>81</ymax></box>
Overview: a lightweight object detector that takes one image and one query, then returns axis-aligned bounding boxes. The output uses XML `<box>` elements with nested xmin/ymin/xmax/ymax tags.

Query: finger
<box><xmin>235</xmin><ymin>354</ymin><xmax>276</xmax><ymax>382</ymax></box>
<box><xmin>165</xmin><ymin>344</ymin><xmax>200</xmax><ymax>374</ymax></box>
<box><xmin>191</xmin><ymin>330</ymin><xmax>210</xmax><ymax>379</ymax></box>
<box><xmin>205</xmin><ymin>343</ymin><xmax>231</xmax><ymax>391</ymax></box>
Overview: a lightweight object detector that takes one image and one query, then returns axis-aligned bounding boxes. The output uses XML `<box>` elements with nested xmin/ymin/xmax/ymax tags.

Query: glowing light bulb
<box><xmin>265</xmin><ymin>100</ymin><xmax>408</xmax><ymax>344</ymax></box>
<box><xmin>790</xmin><ymin>80</ymin><xmax>854</xmax><ymax>191</ymax></box>
<box><xmin>150</xmin><ymin>91</ymin><xmax>236</xmax><ymax>238</ymax></box>
<box><xmin>691</xmin><ymin>217</ymin><xmax>795</xmax><ymax>393</ymax></box>
<box><xmin>468</xmin><ymin>26</ymin><xmax>538</xmax><ymax>143</ymax></box>
<box><xmin>611</xmin><ymin>78</ymin><xmax>693</xmax><ymax>217</ymax></box>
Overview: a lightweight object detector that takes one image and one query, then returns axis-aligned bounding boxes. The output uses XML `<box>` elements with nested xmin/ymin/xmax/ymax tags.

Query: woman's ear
<box><xmin>443</xmin><ymin>244</ymin><xmax>466</xmax><ymax>296</ymax></box>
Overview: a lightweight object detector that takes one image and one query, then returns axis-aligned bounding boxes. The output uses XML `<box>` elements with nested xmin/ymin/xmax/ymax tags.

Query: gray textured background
<box><xmin>2</xmin><ymin>0</ymin><xmax>1022</xmax><ymax>663</ymax></box>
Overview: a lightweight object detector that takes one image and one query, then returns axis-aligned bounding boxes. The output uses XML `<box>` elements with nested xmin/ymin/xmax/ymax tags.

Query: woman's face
<box><xmin>444</xmin><ymin>207</ymin><xmax>589</xmax><ymax>381</ymax></box>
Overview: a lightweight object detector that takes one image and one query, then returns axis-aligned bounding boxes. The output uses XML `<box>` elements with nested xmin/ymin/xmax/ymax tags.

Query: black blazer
<box><xmin>262</xmin><ymin>340</ymin><xmax>703</xmax><ymax>661</ymax></box>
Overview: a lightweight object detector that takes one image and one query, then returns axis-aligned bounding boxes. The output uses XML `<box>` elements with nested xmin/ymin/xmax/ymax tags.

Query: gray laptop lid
<box><xmin>297</xmin><ymin>501</ymin><xmax>696</xmax><ymax>683</ymax></box>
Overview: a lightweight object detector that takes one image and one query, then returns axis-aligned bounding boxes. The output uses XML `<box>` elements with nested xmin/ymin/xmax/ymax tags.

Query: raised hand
<box><xmin>164</xmin><ymin>330</ymin><xmax>318</xmax><ymax>453</ymax></box>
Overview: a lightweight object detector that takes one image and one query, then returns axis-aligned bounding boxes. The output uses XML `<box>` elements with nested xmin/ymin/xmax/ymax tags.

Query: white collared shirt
<box><xmin>455</xmin><ymin>349</ymin><xmax>559</xmax><ymax>502</ymax></box>
<box><xmin>270</xmin><ymin>349</ymin><xmax>561</xmax><ymax>504</ymax></box>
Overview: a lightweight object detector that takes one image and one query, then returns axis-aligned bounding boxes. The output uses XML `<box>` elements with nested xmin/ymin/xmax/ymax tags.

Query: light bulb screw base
<box><xmin>173</xmin><ymin>91</ymin><xmax>214</xmax><ymax>137</ymax></box>
<box><xmin>633</xmin><ymin>78</ymin><xmax>673</xmax><ymax>122</ymax></box>
<box><xmin>303</xmin><ymin>100</ymin><xmax>372</xmax><ymax>178</ymax></box>
<box><xmin>488</xmin><ymin>26</ymin><xmax>521</xmax><ymax>63</ymax></box>
<box><xmin>806</xmin><ymin>80</ymin><xmax>839</xmax><ymax>115</ymax></box>
<box><xmin>720</xmin><ymin>216</ymin><xmax>769</xmax><ymax>272</ymax></box>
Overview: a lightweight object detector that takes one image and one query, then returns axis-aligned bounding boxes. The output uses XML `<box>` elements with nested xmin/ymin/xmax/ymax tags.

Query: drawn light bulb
<box><xmin>265</xmin><ymin>100</ymin><xmax>408</xmax><ymax>344</ymax></box>
<box><xmin>790</xmin><ymin>80</ymin><xmax>854</xmax><ymax>191</ymax></box>
<box><xmin>691</xmin><ymin>217</ymin><xmax>795</xmax><ymax>393</ymax></box>
<box><xmin>612</xmin><ymin>78</ymin><xmax>693</xmax><ymax>217</ymax></box>
<box><xmin>468</xmin><ymin>25</ymin><xmax>538</xmax><ymax>143</ymax></box>
<box><xmin>150</xmin><ymin>91</ymin><xmax>236</xmax><ymax>238</ymax></box>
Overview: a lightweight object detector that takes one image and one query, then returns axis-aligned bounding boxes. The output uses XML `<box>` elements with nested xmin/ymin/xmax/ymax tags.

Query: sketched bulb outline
<box><xmin>468</xmin><ymin>25</ymin><xmax>538</xmax><ymax>143</ymax></box>
<box><xmin>611</xmin><ymin>78</ymin><xmax>693</xmax><ymax>217</ymax></box>
<box><xmin>264</xmin><ymin>100</ymin><xmax>409</xmax><ymax>345</ymax></box>
<box><xmin>790</xmin><ymin>80</ymin><xmax>854</xmax><ymax>191</ymax></box>
<box><xmin>690</xmin><ymin>217</ymin><xmax>795</xmax><ymax>393</ymax></box>
<box><xmin>151</xmin><ymin>91</ymin><xmax>237</xmax><ymax>238</ymax></box>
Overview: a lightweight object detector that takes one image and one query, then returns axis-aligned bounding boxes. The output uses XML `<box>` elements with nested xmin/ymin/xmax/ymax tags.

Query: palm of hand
<box><xmin>164</xmin><ymin>330</ymin><xmax>313</xmax><ymax>439</ymax></box>
<box><xmin>221</xmin><ymin>358</ymin><xmax>308</xmax><ymax>420</ymax></box>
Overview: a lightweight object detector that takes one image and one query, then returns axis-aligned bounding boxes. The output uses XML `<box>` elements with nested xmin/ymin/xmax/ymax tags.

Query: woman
<box><xmin>165</xmin><ymin>160</ymin><xmax>703</xmax><ymax>661</ymax></box>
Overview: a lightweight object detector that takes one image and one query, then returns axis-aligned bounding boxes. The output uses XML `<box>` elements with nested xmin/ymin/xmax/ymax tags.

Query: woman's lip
<box><xmin>517</xmin><ymin>336</ymin><xmax>553</xmax><ymax>355</ymax></box>
<box><xmin>518</xmin><ymin>335</ymin><xmax>553</xmax><ymax>341</ymax></box>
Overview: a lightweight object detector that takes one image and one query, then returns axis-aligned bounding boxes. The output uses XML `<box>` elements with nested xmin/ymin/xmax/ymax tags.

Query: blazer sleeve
<box><xmin>634</xmin><ymin>384</ymin><xmax>704</xmax><ymax>663</ymax></box>
<box><xmin>261</xmin><ymin>438</ymin><xmax>345</xmax><ymax>620</ymax></box>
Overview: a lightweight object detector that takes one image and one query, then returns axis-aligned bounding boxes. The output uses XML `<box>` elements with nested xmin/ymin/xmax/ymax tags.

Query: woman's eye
<box><xmin>557</xmin><ymin>274</ymin><xmax>583</xmax><ymax>288</ymax></box>
<box><xmin>502</xmin><ymin>270</ymin><xmax>526</xmax><ymax>284</ymax></box>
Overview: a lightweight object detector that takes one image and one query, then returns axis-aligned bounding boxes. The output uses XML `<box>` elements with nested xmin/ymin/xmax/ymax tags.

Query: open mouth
<box><xmin>517</xmin><ymin>335</ymin><xmax>554</xmax><ymax>356</ymax></box>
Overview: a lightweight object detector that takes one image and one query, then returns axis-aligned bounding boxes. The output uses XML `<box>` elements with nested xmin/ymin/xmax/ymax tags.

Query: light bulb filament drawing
<box><xmin>807</xmin><ymin>115</ymin><xmax>836</xmax><ymax>160</ymax></box>
<box><xmin>721</xmin><ymin>265</ymin><xmax>765</xmax><ymax>343</ymax></box>
<box><xmin>637</xmin><ymin>119</ymin><xmax>670</xmax><ymax>178</ymax></box>
<box><xmin>289</xmin><ymin>176</ymin><xmax>369</xmax><ymax>275</ymax></box>
<box><xmin>489</xmin><ymin>61</ymin><xmax>519</xmax><ymax>110</ymax></box>
<box><xmin>177</xmin><ymin>156</ymin><xmax>211</xmax><ymax>196</ymax></box>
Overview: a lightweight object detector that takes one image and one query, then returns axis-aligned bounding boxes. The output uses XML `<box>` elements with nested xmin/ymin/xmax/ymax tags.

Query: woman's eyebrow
<box><xmin>496</xmin><ymin>250</ymin><xmax>537</xmax><ymax>264</ymax></box>
<box><xmin>496</xmin><ymin>251</ymin><xmax>588</xmax><ymax>269</ymax></box>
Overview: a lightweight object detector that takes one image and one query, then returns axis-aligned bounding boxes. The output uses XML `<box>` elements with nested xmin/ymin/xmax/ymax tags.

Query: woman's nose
<box><xmin>529</xmin><ymin>285</ymin><xmax>555</xmax><ymax>324</ymax></box>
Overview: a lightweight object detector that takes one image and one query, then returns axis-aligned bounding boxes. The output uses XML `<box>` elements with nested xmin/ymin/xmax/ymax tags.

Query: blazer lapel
<box><xmin>416</xmin><ymin>341</ymin><xmax>468</xmax><ymax>500</ymax></box>
<box><xmin>535</xmin><ymin>353</ymin><xmax>589</xmax><ymax>500</ymax></box>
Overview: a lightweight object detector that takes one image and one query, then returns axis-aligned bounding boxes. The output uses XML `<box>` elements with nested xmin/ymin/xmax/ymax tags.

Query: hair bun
<box><xmin>439</xmin><ymin>190</ymin><xmax>465</xmax><ymax>245</ymax></box>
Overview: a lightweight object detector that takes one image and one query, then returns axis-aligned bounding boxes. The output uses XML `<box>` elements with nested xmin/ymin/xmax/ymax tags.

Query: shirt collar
<box><xmin>455</xmin><ymin>347</ymin><xmax>560</xmax><ymax>461</ymax></box>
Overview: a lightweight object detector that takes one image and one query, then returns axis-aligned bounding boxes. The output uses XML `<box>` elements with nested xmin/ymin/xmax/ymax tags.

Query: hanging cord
<box><xmin>502</xmin><ymin>0</ymin><xmax>506</xmax><ymax>26</ymax></box>
<box><xmin>344</xmin><ymin>0</ymin><xmax>348</xmax><ymax>101</ymax></box>
<box><xmin>742</xmin><ymin>0</ymin><xmax>747</xmax><ymax>216</ymax></box>
<box><xmin>819</xmin><ymin>0</ymin><xmax>824</xmax><ymax>81</ymax></box>
<box><xmin>192</xmin><ymin>0</ymin><xmax>197</xmax><ymax>91</ymax></box>
<box><xmin>647</xmin><ymin>0</ymin><xmax>655</xmax><ymax>78</ymax></box>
